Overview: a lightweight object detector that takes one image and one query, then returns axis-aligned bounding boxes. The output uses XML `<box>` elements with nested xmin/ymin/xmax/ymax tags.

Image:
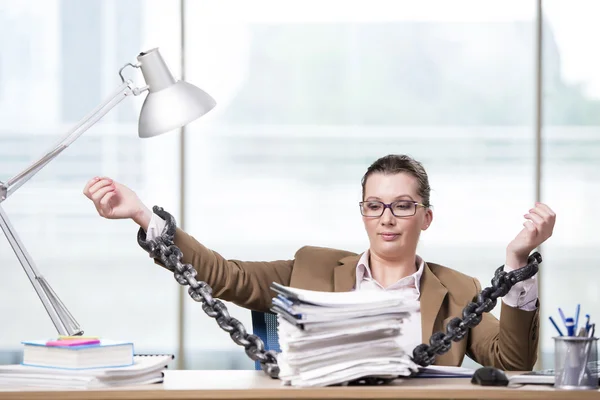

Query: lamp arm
<box><xmin>0</xmin><ymin>65</ymin><xmax>145</xmax><ymax>336</ymax></box>
<box><xmin>1</xmin><ymin>81</ymin><xmax>135</xmax><ymax>201</ymax></box>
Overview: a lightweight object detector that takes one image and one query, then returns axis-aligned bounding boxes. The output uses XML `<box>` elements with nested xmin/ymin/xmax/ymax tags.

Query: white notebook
<box><xmin>21</xmin><ymin>339</ymin><xmax>134</xmax><ymax>370</ymax></box>
<box><xmin>0</xmin><ymin>372</ymin><xmax>165</xmax><ymax>389</ymax></box>
<box><xmin>0</xmin><ymin>354</ymin><xmax>173</xmax><ymax>380</ymax></box>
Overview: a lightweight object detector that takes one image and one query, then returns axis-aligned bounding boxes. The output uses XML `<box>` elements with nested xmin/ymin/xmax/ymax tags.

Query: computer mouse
<box><xmin>471</xmin><ymin>366</ymin><xmax>509</xmax><ymax>386</ymax></box>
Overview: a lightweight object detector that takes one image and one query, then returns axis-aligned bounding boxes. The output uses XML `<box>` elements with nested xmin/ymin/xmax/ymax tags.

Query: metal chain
<box><xmin>137</xmin><ymin>206</ymin><xmax>541</xmax><ymax>378</ymax></box>
<box><xmin>136</xmin><ymin>206</ymin><xmax>280</xmax><ymax>378</ymax></box>
<box><xmin>412</xmin><ymin>252</ymin><xmax>542</xmax><ymax>366</ymax></box>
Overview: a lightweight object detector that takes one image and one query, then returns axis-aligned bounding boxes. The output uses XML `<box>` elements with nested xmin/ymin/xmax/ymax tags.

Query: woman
<box><xmin>83</xmin><ymin>154</ymin><xmax>555</xmax><ymax>370</ymax></box>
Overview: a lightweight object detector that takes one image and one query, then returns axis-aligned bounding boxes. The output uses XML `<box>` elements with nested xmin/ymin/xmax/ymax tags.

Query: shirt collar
<box><xmin>355</xmin><ymin>250</ymin><xmax>425</xmax><ymax>294</ymax></box>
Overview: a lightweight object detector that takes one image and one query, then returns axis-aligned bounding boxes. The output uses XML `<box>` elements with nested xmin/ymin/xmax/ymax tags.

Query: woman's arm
<box><xmin>466</xmin><ymin>202</ymin><xmax>553</xmax><ymax>369</ymax></box>
<box><xmin>148</xmin><ymin>226</ymin><xmax>294</xmax><ymax>312</ymax></box>
<box><xmin>466</xmin><ymin>278</ymin><xmax>539</xmax><ymax>370</ymax></box>
<box><xmin>83</xmin><ymin>177</ymin><xmax>294</xmax><ymax>312</ymax></box>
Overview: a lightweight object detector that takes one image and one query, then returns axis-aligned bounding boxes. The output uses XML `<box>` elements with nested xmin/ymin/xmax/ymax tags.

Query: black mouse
<box><xmin>471</xmin><ymin>367</ymin><xmax>509</xmax><ymax>386</ymax></box>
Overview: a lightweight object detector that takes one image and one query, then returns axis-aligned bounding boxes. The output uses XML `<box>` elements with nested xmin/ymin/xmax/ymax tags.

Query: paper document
<box><xmin>271</xmin><ymin>283</ymin><xmax>421</xmax><ymax>387</ymax></box>
<box><xmin>272</xmin><ymin>282</ymin><xmax>417</xmax><ymax>307</ymax></box>
<box><xmin>0</xmin><ymin>354</ymin><xmax>173</xmax><ymax>389</ymax></box>
<box><xmin>416</xmin><ymin>365</ymin><xmax>475</xmax><ymax>378</ymax></box>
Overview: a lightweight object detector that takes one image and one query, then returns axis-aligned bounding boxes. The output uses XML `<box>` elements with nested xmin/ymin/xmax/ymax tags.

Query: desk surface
<box><xmin>0</xmin><ymin>370</ymin><xmax>599</xmax><ymax>400</ymax></box>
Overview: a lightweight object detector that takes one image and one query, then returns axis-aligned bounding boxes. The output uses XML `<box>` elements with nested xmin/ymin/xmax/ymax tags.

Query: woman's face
<box><xmin>362</xmin><ymin>172</ymin><xmax>433</xmax><ymax>260</ymax></box>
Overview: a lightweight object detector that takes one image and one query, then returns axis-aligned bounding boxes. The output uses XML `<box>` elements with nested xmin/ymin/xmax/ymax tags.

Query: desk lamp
<box><xmin>0</xmin><ymin>48</ymin><xmax>216</xmax><ymax>336</ymax></box>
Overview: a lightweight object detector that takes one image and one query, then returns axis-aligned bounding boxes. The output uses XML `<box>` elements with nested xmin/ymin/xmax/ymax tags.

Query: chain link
<box><xmin>136</xmin><ymin>206</ymin><xmax>280</xmax><ymax>378</ymax></box>
<box><xmin>137</xmin><ymin>206</ymin><xmax>541</xmax><ymax>378</ymax></box>
<box><xmin>412</xmin><ymin>252</ymin><xmax>542</xmax><ymax>366</ymax></box>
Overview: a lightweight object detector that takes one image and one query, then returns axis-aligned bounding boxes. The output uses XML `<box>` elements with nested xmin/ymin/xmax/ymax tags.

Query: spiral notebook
<box><xmin>0</xmin><ymin>354</ymin><xmax>174</xmax><ymax>389</ymax></box>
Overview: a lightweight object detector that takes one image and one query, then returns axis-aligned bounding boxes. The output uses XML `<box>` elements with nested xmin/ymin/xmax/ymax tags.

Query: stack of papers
<box><xmin>270</xmin><ymin>283</ymin><xmax>421</xmax><ymax>387</ymax></box>
<box><xmin>0</xmin><ymin>354</ymin><xmax>173</xmax><ymax>389</ymax></box>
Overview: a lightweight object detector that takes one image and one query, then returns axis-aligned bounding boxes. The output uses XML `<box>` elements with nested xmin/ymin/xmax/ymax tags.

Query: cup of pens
<box><xmin>553</xmin><ymin>336</ymin><xmax>598</xmax><ymax>390</ymax></box>
<box><xmin>550</xmin><ymin>307</ymin><xmax>598</xmax><ymax>390</ymax></box>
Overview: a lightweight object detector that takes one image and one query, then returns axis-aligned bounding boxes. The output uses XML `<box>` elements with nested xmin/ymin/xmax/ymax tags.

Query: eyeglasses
<box><xmin>359</xmin><ymin>200</ymin><xmax>428</xmax><ymax>218</ymax></box>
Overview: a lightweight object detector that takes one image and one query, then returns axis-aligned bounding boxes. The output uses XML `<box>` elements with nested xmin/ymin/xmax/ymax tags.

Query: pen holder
<box><xmin>553</xmin><ymin>336</ymin><xmax>598</xmax><ymax>390</ymax></box>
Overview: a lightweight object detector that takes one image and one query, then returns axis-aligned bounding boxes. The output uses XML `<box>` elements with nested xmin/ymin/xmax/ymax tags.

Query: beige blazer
<box><xmin>153</xmin><ymin>228</ymin><xmax>539</xmax><ymax>371</ymax></box>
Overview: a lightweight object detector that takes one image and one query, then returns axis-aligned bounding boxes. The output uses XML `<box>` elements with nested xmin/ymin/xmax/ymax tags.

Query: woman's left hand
<box><xmin>506</xmin><ymin>202</ymin><xmax>556</xmax><ymax>267</ymax></box>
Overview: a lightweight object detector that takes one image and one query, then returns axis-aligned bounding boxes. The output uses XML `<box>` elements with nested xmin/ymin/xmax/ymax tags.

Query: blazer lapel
<box><xmin>419</xmin><ymin>263</ymin><xmax>448</xmax><ymax>345</ymax></box>
<box><xmin>334</xmin><ymin>255</ymin><xmax>448</xmax><ymax>346</ymax></box>
<box><xmin>334</xmin><ymin>254</ymin><xmax>361</xmax><ymax>292</ymax></box>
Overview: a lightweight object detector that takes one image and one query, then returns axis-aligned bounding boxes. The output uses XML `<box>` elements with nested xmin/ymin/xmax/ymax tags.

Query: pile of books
<box><xmin>270</xmin><ymin>283</ymin><xmax>421</xmax><ymax>387</ymax></box>
<box><xmin>0</xmin><ymin>337</ymin><xmax>173</xmax><ymax>389</ymax></box>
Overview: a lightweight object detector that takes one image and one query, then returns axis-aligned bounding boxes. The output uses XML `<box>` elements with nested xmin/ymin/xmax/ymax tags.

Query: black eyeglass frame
<box><xmin>359</xmin><ymin>200</ymin><xmax>429</xmax><ymax>218</ymax></box>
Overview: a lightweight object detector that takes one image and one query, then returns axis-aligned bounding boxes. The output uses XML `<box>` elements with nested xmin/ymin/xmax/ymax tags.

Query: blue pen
<box><xmin>549</xmin><ymin>316</ymin><xmax>564</xmax><ymax>336</ymax></box>
<box><xmin>565</xmin><ymin>317</ymin><xmax>575</xmax><ymax>336</ymax></box>
<box><xmin>574</xmin><ymin>304</ymin><xmax>580</xmax><ymax>332</ymax></box>
<box><xmin>558</xmin><ymin>308</ymin><xmax>567</xmax><ymax>326</ymax></box>
<box><xmin>585</xmin><ymin>314</ymin><xmax>591</xmax><ymax>332</ymax></box>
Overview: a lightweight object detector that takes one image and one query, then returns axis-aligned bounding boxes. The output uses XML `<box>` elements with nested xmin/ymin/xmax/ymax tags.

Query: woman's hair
<box><xmin>361</xmin><ymin>154</ymin><xmax>431</xmax><ymax>207</ymax></box>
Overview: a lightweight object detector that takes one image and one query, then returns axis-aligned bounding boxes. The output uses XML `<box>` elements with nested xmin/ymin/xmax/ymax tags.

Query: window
<box><xmin>183</xmin><ymin>0</ymin><xmax>536</xmax><ymax>369</ymax></box>
<box><xmin>540</xmin><ymin>0</ymin><xmax>600</xmax><ymax>368</ymax></box>
<box><xmin>2</xmin><ymin>0</ymin><xmax>591</xmax><ymax>371</ymax></box>
<box><xmin>0</xmin><ymin>0</ymin><xmax>182</xmax><ymax>363</ymax></box>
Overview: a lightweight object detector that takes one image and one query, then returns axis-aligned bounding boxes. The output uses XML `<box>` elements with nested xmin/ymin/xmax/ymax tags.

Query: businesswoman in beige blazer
<box><xmin>83</xmin><ymin>154</ymin><xmax>555</xmax><ymax>371</ymax></box>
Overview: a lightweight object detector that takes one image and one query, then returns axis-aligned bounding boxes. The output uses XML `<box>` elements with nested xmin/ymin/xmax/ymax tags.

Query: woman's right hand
<box><xmin>83</xmin><ymin>177</ymin><xmax>151</xmax><ymax>228</ymax></box>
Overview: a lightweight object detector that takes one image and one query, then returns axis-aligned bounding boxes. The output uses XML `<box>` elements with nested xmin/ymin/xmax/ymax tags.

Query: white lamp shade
<box><xmin>138</xmin><ymin>81</ymin><xmax>216</xmax><ymax>138</ymax></box>
<box><xmin>136</xmin><ymin>48</ymin><xmax>216</xmax><ymax>138</ymax></box>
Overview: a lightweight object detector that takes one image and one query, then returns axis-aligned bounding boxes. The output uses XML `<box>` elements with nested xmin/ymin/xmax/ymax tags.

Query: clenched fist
<box><xmin>506</xmin><ymin>202</ymin><xmax>556</xmax><ymax>268</ymax></box>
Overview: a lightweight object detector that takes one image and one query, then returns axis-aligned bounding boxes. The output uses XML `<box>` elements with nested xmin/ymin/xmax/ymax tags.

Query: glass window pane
<box><xmin>541</xmin><ymin>0</ymin><xmax>600</xmax><ymax>368</ymax></box>
<box><xmin>0</xmin><ymin>0</ymin><xmax>182</xmax><ymax>364</ymax></box>
<box><xmin>183</xmin><ymin>0</ymin><xmax>536</xmax><ymax>370</ymax></box>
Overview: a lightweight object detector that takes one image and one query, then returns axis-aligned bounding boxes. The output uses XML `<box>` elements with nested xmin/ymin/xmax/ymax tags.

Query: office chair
<box><xmin>251</xmin><ymin>310</ymin><xmax>281</xmax><ymax>370</ymax></box>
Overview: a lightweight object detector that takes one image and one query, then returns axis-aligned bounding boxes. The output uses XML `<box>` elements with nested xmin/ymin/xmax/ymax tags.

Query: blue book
<box><xmin>21</xmin><ymin>339</ymin><xmax>134</xmax><ymax>370</ymax></box>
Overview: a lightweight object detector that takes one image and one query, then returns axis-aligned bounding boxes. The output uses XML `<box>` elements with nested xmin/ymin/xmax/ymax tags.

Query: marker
<box><xmin>574</xmin><ymin>304</ymin><xmax>580</xmax><ymax>332</ymax></box>
<box><xmin>585</xmin><ymin>314</ymin><xmax>591</xmax><ymax>332</ymax></box>
<box><xmin>558</xmin><ymin>308</ymin><xmax>567</xmax><ymax>326</ymax></box>
<box><xmin>565</xmin><ymin>317</ymin><xmax>575</xmax><ymax>337</ymax></box>
<box><xmin>549</xmin><ymin>316</ymin><xmax>564</xmax><ymax>337</ymax></box>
